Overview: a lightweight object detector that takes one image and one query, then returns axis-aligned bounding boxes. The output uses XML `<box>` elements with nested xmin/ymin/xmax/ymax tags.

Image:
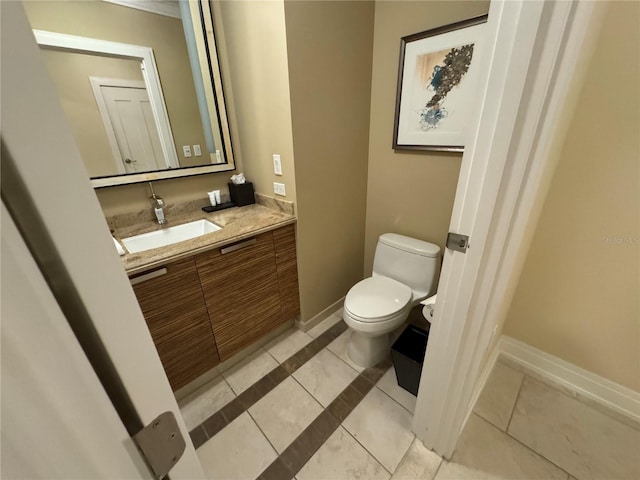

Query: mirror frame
<box><xmin>33</xmin><ymin>0</ymin><xmax>236</xmax><ymax>188</ymax></box>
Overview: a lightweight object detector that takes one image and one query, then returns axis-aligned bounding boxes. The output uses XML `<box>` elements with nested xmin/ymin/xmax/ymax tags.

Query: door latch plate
<box><xmin>447</xmin><ymin>232</ymin><xmax>469</xmax><ymax>253</ymax></box>
<box><xmin>133</xmin><ymin>411</ymin><xmax>185</xmax><ymax>480</ymax></box>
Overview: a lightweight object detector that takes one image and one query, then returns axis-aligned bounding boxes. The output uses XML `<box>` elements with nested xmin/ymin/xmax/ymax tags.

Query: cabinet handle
<box><xmin>130</xmin><ymin>267</ymin><xmax>168</xmax><ymax>285</ymax></box>
<box><xmin>221</xmin><ymin>238</ymin><xmax>257</xmax><ymax>255</ymax></box>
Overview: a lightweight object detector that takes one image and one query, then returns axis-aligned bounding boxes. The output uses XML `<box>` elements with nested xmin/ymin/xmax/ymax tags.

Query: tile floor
<box><xmin>180</xmin><ymin>312</ymin><xmax>640</xmax><ymax>480</ymax></box>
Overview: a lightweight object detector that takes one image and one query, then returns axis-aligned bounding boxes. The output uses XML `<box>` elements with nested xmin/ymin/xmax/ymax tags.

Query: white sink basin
<box><xmin>121</xmin><ymin>219</ymin><xmax>222</xmax><ymax>253</ymax></box>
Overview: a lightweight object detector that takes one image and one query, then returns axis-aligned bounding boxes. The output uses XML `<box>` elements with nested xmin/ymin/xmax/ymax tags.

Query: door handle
<box><xmin>124</xmin><ymin>158</ymin><xmax>137</xmax><ymax>164</ymax></box>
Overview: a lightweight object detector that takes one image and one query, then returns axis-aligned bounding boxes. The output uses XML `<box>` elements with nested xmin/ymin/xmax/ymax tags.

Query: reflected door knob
<box><xmin>124</xmin><ymin>158</ymin><xmax>137</xmax><ymax>164</ymax></box>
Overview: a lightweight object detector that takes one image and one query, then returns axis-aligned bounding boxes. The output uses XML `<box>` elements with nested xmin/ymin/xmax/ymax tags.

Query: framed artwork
<box><xmin>393</xmin><ymin>15</ymin><xmax>488</xmax><ymax>152</ymax></box>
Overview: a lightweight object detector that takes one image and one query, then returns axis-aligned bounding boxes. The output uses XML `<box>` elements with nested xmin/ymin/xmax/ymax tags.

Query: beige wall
<box><xmin>216</xmin><ymin>0</ymin><xmax>297</xmax><ymax>205</ymax></box>
<box><xmin>364</xmin><ymin>1</ymin><xmax>489</xmax><ymax>274</ymax></box>
<box><xmin>41</xmin><ymin>51</ymin><xmax>143</xmax><ymax>177</ymax></box>
<box><xmin>284</xmin><ymin>1</ymin><xmax>375</xmax><ymax>320</ymax></box>
<box><xmin>24</xmin><ymin>0</ymin><xmax>208</xmax><ymax>171</ymax></box>
<box><xmin>504</xmin><ymin>2</ymin><xmax>640</xmax><ymax>391</ymax></box>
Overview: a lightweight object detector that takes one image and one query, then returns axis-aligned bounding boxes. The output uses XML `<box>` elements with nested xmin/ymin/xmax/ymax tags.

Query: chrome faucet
<box><xmin>148</xmin><ymin>182</ymin><xmax>167</xmax><ymax>225</ymax></box>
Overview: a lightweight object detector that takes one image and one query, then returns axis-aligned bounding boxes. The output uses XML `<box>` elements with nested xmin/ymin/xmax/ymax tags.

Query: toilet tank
<box><xmin>372</xmin><ymin>233</ymin><xmax>441</xmax><ymax>301</ymax></box>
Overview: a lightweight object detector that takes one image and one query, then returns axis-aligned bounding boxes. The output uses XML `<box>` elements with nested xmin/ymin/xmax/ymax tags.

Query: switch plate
<box><xmin>273</xmin><ymin>154</ymin><xmax>282</xmax><ymax>175</ymax></box>
<box><xmin>193</xmin><ymin>144</ymin><xmax>202</xmax><ymax>156</ymax></box>
<box><xmin>182</xmin><ymin>145</ymin><xmax>192</xmax><ymax>157</ymax></box>
<box><xmin>273</xmin><ymin>182</ymin><xmax>286</xmax><ymax>196</ymax></box>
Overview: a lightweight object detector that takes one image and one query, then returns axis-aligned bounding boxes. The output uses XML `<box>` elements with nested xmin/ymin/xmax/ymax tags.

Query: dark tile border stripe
<box><xmin>258</xmin><ymin>357</ymin><xmax>392</xmax><ymax>480</ymax></box>
<box><xmin>189</xmin><ymin>320</ymin><xmax>348</xmax><ymax>448</ymax></box>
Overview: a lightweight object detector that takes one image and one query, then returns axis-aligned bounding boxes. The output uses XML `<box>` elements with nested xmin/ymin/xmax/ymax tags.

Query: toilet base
<box><xmin>346</xmin><ymin>330</ymin><xmax>390</xmax><ymax>369</ymax></box>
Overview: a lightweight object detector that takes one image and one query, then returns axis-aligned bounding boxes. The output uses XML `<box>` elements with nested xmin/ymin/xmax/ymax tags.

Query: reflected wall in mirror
<box><xmin>25</xmin><ymin>0</ymin><xmax>235</xmax><ymax>188</ymax></box>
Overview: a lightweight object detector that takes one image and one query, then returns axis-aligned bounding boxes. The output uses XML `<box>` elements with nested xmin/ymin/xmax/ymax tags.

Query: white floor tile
<box><xmin>391</xmin><ymin>438</ymin><xmax>442</xmax><ymax>480</ymax></box>
<box><xmin>293</xmin><ymin>348</ymin><xmax>358</xmax><ymax>407</ymax></box>
<box><xmin>343</xmin><ymin>387</ymin><xmax>415</xmax><ymax>472</ymax></box>
<box><xmin>306</xmin><ymin>312</ymin><xmax>342</xmax><ymax>338</ymax></box>
<box><xmin>197</xmin><ymin>412</ymin><xmax>277</xmax><ymax>480</ymax></box>
<box><xmin>223</xmin><ymin>348</ymin><xmax>279</xmax><ymax>395</ymax></box>
<box><xmin>297</xmin><ymin>427</ymin><xmax>390</xmax><ymax>480</ymax></box>
<box><xmin>178</xmin><ymin>375</ymin><xmax>236</xmax><ymax>430</ymax></box>
<box><xmin>377</xmin><ymin>367</ymin><xmax>417</xmax><ymax>413</ymax></box>
<box><xmin>508</xmin><ymin>377</ymin><xmax>640</xmax><ymax>480</ymax></box>
<box><xmin>473</xmin><ymin>361</ymin><xmax>524</xmax><ymax>431</ymax></box>
<box><xmin>265</xmin><ymin>328</ymin><xmax>313</xmax><ymax>363</ymax></box>
<box><xmin>327</xmin><ymin>330</ymin><xmax>365</xmax><ymax>373</ymax></box>
<box><xmin>249</xmin><ymin>377</ymin><xmax>323</xmax><ymax>453</ymax></box>
<box><xmin>435</xmin><ymin>414</ymin><xmax>567</xmax><ymax>480</ymax></box>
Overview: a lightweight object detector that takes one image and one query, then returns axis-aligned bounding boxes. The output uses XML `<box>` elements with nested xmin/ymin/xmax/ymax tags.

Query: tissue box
<box><xmin>228</xmin><ymin>182</ymin><xmax>255</xmax><ymax>206</ymax></box>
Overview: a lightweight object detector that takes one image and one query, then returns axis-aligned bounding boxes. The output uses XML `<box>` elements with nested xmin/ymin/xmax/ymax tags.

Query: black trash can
<box><xmin>391</xmin><ymin>325</ymin><xmax>429</xmax><ymax>396</ymax></box>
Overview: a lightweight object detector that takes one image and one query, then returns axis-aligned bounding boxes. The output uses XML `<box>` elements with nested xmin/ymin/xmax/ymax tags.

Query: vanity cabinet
<box><xmin>195</xmin><ymin>232</ymin><xmax>284</xmax><ymax>361</ymax></box>
<box><xmin>130</xmin><ymin>256</ymin><xmax>221</xmax><ymax>391</ymax></box>
<box><xmin>273</xmin><ymin>224</ymin><xmax>301</xmax><ymax>322</ymax></box>
<box><xmin>130</xmin><ymin>224</ymin><xmax>300</xmax><ymax>389</ymax></box>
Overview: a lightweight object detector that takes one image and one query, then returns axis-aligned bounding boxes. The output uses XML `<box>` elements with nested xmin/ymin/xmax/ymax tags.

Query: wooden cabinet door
<box><xmin>273</xmin><ymin>224</ymin><xmax>301</xmax><ymax>322</ymax></box>
<box><xmin>195</xmin><ymin>232</ymin><xmax>284</xmax><ymax>361</ymax></box>
<box><xmin>131</xmin><ymin>257</ymin><xmax>220</xmax><ymax>391</ymax></box>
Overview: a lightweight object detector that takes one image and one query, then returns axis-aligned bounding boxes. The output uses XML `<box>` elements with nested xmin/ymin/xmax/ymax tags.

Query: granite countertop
<box><xmin>114</xmin><ymin>204</ymin><xmax>296</xmax><ymax>275</ymax></box>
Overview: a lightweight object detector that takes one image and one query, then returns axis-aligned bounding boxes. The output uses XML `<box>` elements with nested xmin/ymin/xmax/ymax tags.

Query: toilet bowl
<box><xmin>343</xmin><ymin>234</ymin><xmax>441</xmax><ymax>368</ymax></box>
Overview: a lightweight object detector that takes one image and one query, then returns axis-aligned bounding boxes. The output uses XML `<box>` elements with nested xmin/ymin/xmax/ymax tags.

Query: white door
<box><xmin>1</xmin><ymin>203</ymin><xmax>151</xmax><ymax>479</ymax></box>
<box><xmin>1</xmin><ymin>2</ymin><xmax>204</xmax><ymax>478</ymax></box>
<box><xmin>99</xmin><ymin>84</ymin><xmax>167</xmax><ymax>173</ymax></box>
<box><xmin>413</xmin><ymin>0</ymin><xmax>604</xmax><ymax>458</ymax></box>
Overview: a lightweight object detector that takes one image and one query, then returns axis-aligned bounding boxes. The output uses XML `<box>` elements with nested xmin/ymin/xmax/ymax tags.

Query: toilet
<box><xmin>343</xmin><ymin>233</ymin><xmax>441</xmax><ymax>368</ymax></box>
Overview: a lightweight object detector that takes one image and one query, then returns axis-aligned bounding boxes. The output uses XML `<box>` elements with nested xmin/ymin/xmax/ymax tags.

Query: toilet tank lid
<box><xmin>379</xmin><ymin>233</ymin><xmax>441</xmax><ymax>258</ymax></box>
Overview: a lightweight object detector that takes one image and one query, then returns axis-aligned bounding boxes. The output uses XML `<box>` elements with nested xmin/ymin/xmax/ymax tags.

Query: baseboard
<box><xmin>499</xmin><ymin>335</ymin><xmax>640</xmax><ymax>425</ymax></box>
<box><xmin>296</xmin><ymin>296</ymin><xmax>344</xmax><ymax>333</ymax></box>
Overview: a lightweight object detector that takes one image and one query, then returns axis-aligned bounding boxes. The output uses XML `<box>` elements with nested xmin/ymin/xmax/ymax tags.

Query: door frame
<box><xmin>33</xmin><ymin>29</ymin><xmax>180</xmax><ymax>170</ymax></box>
<box><xmin>90</xmin><ymin>77</ymin><xmax>149</xmax><ymax>174</ymax></box>
<box><xmin>413</xmin><ymin>0</ymin><xmax>606</xmax><ymax>458</ymax></box>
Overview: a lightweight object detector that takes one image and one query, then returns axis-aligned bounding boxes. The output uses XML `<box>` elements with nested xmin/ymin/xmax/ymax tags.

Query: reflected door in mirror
<box><xmin>96</xmin><ymin>82</ymin><xmax>167</xmax><ymax>174</ymax></box>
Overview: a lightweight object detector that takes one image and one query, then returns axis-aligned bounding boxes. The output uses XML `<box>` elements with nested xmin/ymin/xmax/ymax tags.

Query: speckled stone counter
<box><xmin>113</xmin><ymin>204</ymin><xmax>295</xmax><ymax>275</ymax></box>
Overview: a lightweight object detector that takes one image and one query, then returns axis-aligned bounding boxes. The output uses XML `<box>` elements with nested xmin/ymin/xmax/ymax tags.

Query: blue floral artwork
<box><xmin>417</xmin><ymin>44</ymin><xmax>475</xmax><ymax>131</ymax></box>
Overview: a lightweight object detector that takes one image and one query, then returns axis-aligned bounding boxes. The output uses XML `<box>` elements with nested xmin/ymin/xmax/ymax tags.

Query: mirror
<box><xmin>26</xmin><ymin>0</ymin><xmax>235</xmax><ymax>188</ymax></box>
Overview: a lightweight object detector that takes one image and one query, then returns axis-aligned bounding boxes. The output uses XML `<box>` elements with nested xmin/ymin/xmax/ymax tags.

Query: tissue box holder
<box><xmin>228</xmin><ymin>182</ymin><xmax>255</xmax><ymax>207</ymax></box>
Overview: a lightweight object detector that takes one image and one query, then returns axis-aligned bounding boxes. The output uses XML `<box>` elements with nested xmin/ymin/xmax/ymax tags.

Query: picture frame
<box><xmin>393</xmin><ymin>15</ymin><xmax>488</xmax><ymax>152</ymax></box>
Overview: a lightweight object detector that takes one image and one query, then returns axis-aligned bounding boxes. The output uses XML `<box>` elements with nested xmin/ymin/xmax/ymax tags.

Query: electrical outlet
<box><xmin>182</xmin><ymin>145</ymin><xmax>192</xmax><ymax>158</ymax></box>
<box><xmin>273</xmin><ymin>154</ymin><xmax>282</xmax><ymax>175</ymax></box>
<box><xmin>193</xmin><ymin>144</ymin><xmax>202</xmax><ymax>156</ymax></box>
<box><xmin>273</xmin><ymin>182</ymin><xmax>286</xmax><ymax>196</ymax></box>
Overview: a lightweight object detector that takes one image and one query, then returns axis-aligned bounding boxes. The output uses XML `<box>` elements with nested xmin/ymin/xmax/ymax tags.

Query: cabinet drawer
<box><xmin>131</xmin><ymin>257</ymin><xmax>220</xmax><ymax>390</ymax></box>
<box><xmin>195</xmin><ymin>232</ymin><xmax>285</xmax><ymax>360</ymax></box>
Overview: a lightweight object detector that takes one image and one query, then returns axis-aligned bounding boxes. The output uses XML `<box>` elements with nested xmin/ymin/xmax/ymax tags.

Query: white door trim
<box><xmin>89</xmin><ymin>77</ymin><xmax>148</xmax><ymax>175</ymax></box>
<box><xmin>413</xmin><ymin>0</ymin><xmax>605</xmax><ymax>458</ymax></box>
<box><xmin>33</xmin><ymin>29</ymin><xmax>180</xmax><ymax>170</ymax></box>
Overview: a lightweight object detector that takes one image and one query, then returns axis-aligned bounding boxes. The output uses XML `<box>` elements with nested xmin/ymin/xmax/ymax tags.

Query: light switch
<box><xmin>193</xmin><ymin>144</ymin><xmax>202</xmax><ymax>156</ymax></box>
<box><xmin>273</xmin><ymin>154</ymin><xmax>282</xmax><ymax>175</ymax></box>
<box><xmin>182</xmin><ymin>145</ymin><xmax>192</xmax><ymax>158</ymax></box>
<box><xmin>273</xmin><ymin>182</ymin><xmax>286</xmax><ymax>196</ymax></box>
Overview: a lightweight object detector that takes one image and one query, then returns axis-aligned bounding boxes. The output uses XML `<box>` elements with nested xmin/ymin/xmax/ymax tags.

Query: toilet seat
<box><xmin>344</xmin><ymin>276</ymin><xmax>412</xmax><ymax>323</ymax></box>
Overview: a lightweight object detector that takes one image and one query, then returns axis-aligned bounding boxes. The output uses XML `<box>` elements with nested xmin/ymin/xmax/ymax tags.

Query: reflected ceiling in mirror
<box><xmin>26</xmin><ymin>0</ymin><xmax>235</xmax><ymax>188</ymax></box>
